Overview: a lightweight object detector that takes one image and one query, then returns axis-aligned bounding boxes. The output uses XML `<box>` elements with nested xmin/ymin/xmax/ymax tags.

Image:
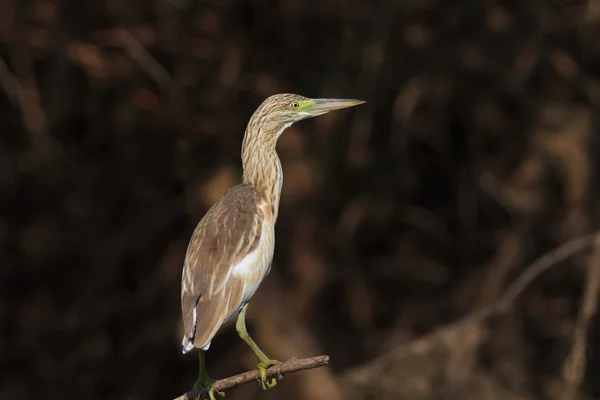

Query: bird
<box><xmin>180</xmin><ymin>93</ymin><xmax>365</xmax><ymax>399</ymax></box>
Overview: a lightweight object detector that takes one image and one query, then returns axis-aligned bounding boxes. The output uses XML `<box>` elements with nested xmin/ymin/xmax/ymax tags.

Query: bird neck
<box><xmin>241</xmin><ymin>125</ymin><xmax>285</xmax><ymax>221</ymax></box>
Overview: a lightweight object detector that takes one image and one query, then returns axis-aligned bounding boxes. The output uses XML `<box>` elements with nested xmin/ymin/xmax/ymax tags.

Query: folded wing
<box><xmin>180</xmin><ymin>184</ymin><xmax>267</xmax><ymax>353</ymax></box>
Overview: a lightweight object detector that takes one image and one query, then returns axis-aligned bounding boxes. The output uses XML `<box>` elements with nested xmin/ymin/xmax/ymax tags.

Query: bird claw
<box><xmin>194</xmin><ymin>377</ymin><xmax>225</xmax><ymax>400</ymax></box>
<box><xmin>257</xmin><ymin>359</ymin><xmax>282</xmax><ymax>391</ymax></box>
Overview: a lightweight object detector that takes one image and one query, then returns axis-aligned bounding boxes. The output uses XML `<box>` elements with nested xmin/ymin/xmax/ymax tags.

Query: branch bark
<box><xmin>173</xmin><ymin>355</ymin><xmax>330</xmax><ymax>400</ymax></box>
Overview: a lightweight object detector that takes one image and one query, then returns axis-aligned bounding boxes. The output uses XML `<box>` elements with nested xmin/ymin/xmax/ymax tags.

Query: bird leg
<box><xmin>193</xmin><ymin>350</ymin><xmax>225</xmax><ymax>400</ymax></box>
<box><xmin>235</xmin><ymin>304</ymin><xmax>282</xmax><ymax>390</ymax></box>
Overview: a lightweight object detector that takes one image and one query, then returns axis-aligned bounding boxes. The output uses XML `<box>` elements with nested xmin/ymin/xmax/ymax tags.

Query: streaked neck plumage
<box><xmin>241</xmin><ymin>117</ymin><xmax>291</xmax><ymax>222</ymax></box>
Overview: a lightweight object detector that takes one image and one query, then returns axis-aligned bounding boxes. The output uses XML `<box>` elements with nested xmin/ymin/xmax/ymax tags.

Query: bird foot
<box><xmin>194</xmin><ymin>376</ymin><xmax>225</xmax><ymax>400</ymax></box>
<box><xmin>257</xmin><ymin>359</ymin><xmax>283</xmax><ymax>391</ymax></box>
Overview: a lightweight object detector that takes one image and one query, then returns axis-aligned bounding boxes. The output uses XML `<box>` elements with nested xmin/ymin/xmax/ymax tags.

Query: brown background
<box><xmin>2</xmin><ymin>0</ymin><xmax>600</xmax><ymax>399</ymax></box>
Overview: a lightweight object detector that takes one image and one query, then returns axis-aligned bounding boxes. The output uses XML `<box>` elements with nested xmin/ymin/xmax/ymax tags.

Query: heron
<box><xmin>180</xmin><ymin>93</ymin><xmax>365</xmax><ymax>399</ymax></box>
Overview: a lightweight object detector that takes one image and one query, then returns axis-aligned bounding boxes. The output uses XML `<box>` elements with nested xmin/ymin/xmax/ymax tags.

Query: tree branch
<box><xmin>173</xmin><ymin>355</ymin><xmax>330</xmax><ymax>400</ymax></box>
<box><xmin>561</xmin><ymin>235</ymin><xmax>600</xmax><ymax>400</ymax></box>
<box><xmin>494</xmin><ymin>232</ymin><xmax>599</xmax><ymax>313</ymax></box>
<box><xmin>452</xmin><ymin>232</ymin><xmax>600</xmax><ymax>326</ymax></box>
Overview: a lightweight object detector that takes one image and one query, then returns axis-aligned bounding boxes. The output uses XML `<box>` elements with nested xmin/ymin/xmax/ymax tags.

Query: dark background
<box><xmin>2</xmin><ymin>0</ymin><xmax>600</xmax><ymax>399</ymax></box>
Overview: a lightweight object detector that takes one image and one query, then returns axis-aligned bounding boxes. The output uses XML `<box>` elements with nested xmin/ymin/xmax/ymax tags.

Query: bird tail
<box><xmin>181</xmin><ymin>293</ymin><xmax>199</xmax><ymax>354</ymax></box>
<box><xmin>181</xmin><ymin>294</ymin><xmax>225</xmax><ymax>354</ymax></box>
<box><xmin>181</xmin><ymin>276</ymin><xmax>248</xmax><ymax>354</ymax></box>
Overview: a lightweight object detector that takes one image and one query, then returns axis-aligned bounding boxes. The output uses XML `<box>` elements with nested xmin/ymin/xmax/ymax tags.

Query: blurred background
<box><xmin>2</xmin><ymin>0</ymin><xmax>600</xmax><ymax>399</ymax></box>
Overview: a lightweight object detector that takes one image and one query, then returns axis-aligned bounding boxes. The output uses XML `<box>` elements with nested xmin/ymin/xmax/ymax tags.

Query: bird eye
<box><xmin>291</xmin><ymin>102</ymin><xmax>299</xmax><ymax>109</ymax></box>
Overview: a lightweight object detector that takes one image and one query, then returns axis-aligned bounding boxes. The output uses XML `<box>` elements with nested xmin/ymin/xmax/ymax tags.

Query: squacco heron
<box><xmin>180</xmin><ymin>93</ymin><xmax>365</xmax><ymax>399</ymax></box>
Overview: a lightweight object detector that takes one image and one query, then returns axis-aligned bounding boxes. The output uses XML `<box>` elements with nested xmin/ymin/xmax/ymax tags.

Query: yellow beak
<box><xmin>305</xmin><ymin>98</ymin><xmax>366</xmax><ymax>115</ymax></box>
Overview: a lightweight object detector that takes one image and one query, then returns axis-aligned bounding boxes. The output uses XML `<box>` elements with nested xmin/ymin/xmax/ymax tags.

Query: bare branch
<box><xmin>561</xmin><ymin>235</ymin><xmax>600</xmax><ymax>400</ymax></box>
<box><xmin>117</xmin><ymin>28</ymin><xmax>174</xmax><ymax>90</ymax></box>
<box><xmin>0</xmin><ymin>56</ymin><xmax>59</xmax><ymax>160</ymax></box>
<box><xmin>173</xmin><ymin>355</ymin><xmax>330</xmax><ymax>400</ymax></box>
<box><xmin>0</xmin><ymin>58</ymin><xmax>20</xmax><ymax>105</ymax></box>
<box><xmin>454</xmin><ymin>232</ymin><xmax>600</xmax><ymax>325</ymax></box>
<box><xmin>494</xmin><ymin>232</ymin><xmax>599</xmax><ymax>313</ymax></box>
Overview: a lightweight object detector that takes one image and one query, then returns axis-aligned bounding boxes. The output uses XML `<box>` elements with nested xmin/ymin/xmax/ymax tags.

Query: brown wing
<box><xmin>180</xmin><ymin>184</ymin><xmax>265</xmax><ymax>352</ymax></box>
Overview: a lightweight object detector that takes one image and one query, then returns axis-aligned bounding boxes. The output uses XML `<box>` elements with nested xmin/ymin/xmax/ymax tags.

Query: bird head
<box><xmin>248</xmin><ymin>93</ymin><xmax>365</xmax><ymax>140</ymax></box>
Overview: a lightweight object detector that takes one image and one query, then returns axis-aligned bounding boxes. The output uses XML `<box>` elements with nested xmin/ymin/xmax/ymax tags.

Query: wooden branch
<box><xmin>561</xmin><ymin>235</ymin><xmax>600</xmax><ymax>400</ymax></box>
<box><xmin>173</xmin><ymin>355</ymin><xmax>330</xmax><ymax>400</ymax></box>
<box><xmin>456</xmin><ymin>232</ymin><xmax>599</xmax><ymax>325</ymax></box>
<box><xmin>494</xmin><ymin>232</ymin><xmax>599</xmax><ymax>313</ymax></box>
<box><xmin>117</xmin><ymin>28</ymin><xmax>174</xmax><ymax>90</ymax></box>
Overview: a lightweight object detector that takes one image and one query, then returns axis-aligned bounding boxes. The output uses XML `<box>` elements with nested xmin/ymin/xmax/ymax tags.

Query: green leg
<box><xmin>193</xmin><ymin>350</ymin><xmax>224</xmax><ymax>400</ymax></box>
<box><xmin>235</xmin><ymin>304</ymin><xmax>282</xmax><ymax>390</ymax></box>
